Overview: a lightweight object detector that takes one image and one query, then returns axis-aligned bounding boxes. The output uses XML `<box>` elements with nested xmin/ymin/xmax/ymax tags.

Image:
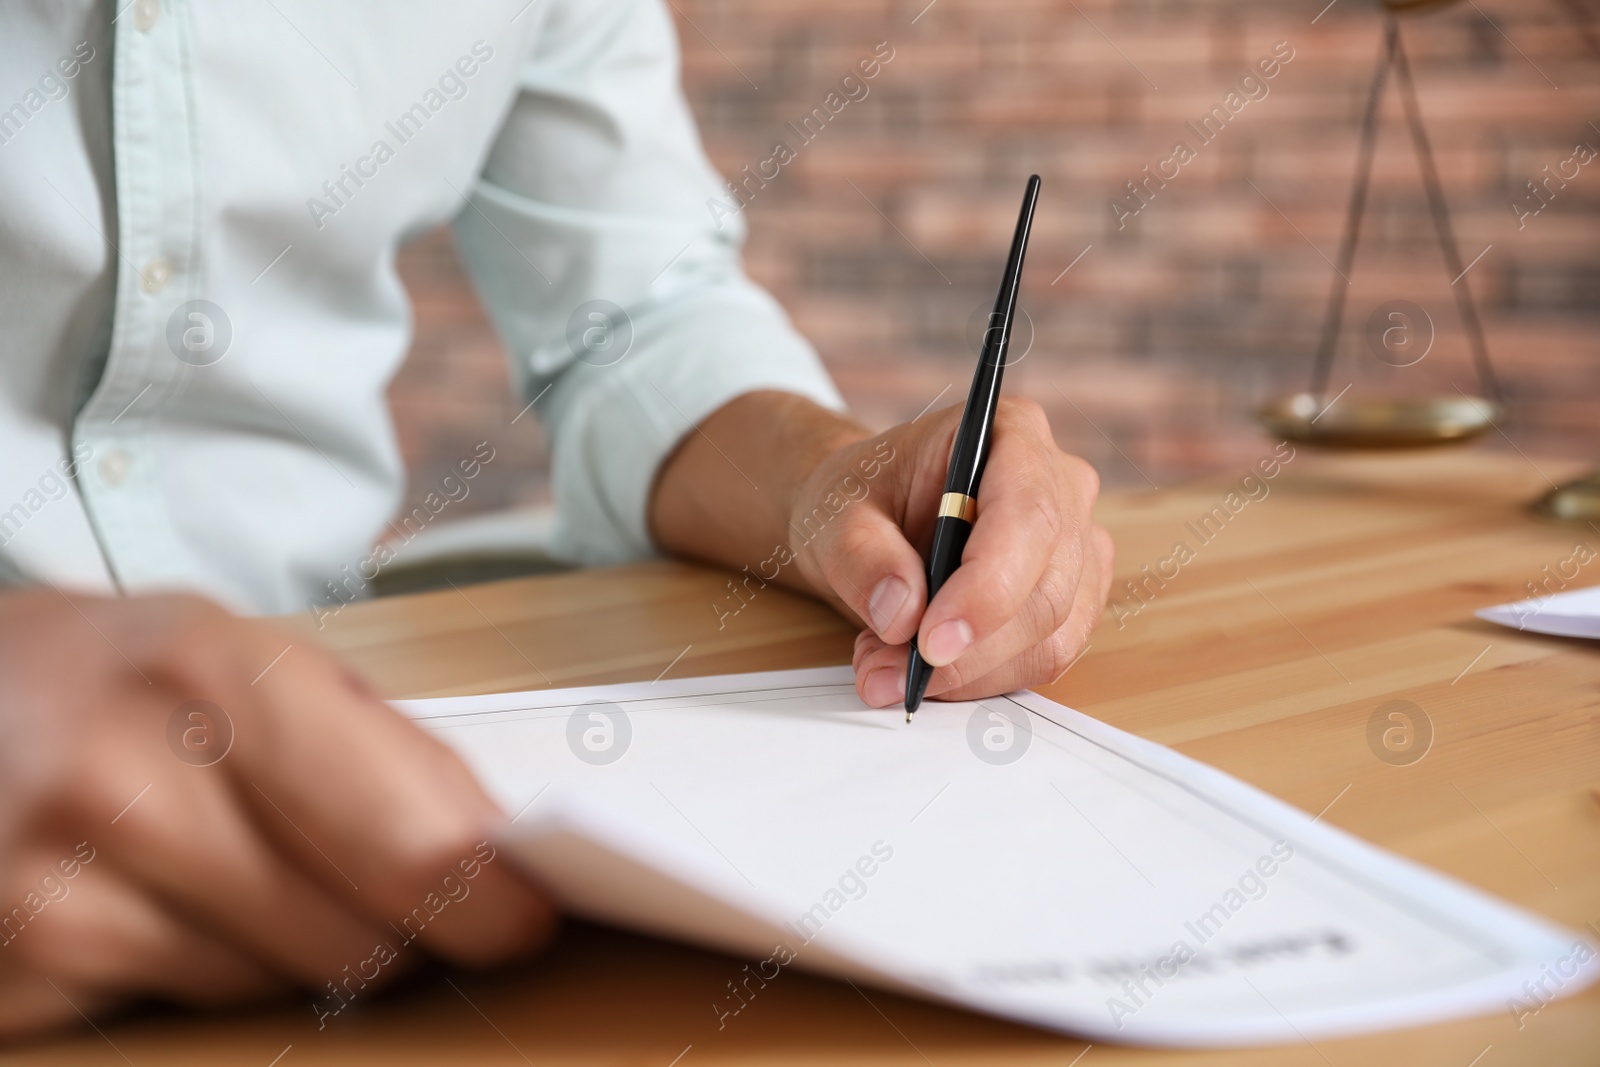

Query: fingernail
<box><xmin>922</xmin><ymin>619</ymin><xmax>973</xmax><ymax>666</ymax></box>
<box><xmin>862</xmin><ymin>667</ymin><xmax>904</xmax><ymax>708</ymax></box>
<box><xmin>867</xmin><ymin>576</ymin><xmax>910</xmax><ymax>638</ymax></box>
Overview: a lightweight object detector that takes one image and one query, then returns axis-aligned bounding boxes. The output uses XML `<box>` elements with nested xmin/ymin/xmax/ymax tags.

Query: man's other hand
<box><xmin>0</xmin><ymin>591</ymin><xmax>553</xmax><ymax>1037</ymax></box>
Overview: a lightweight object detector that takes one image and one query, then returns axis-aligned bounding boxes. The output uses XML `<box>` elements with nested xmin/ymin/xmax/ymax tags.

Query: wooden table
<box><xmin>9</xmin><ymin>450</ymin><xmax>1599</xmax><ymax>1065</ymax></box>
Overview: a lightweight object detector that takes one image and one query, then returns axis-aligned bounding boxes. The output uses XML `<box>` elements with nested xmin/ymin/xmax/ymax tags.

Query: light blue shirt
<box><xmin>0</xmin><ymin>0</ymin><xmax>841</xmax><ymax>614</ymax></box>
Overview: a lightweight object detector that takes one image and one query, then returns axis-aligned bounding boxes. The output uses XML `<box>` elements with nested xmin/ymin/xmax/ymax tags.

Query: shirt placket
<box><xmin>74</xmin><ymin>0</ymin><xmax>200</xmax><ymax>592</ymax></box>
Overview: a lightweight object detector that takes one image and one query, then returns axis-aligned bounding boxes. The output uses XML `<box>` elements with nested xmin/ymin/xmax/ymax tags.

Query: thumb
<box><xmin>806</xmin><ymin>497</ymin><xmax>927</xmax><ymax>646</ymax></box>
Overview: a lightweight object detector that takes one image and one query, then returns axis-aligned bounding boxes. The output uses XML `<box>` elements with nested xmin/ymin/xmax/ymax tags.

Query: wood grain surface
<box><xmin>7</xmin><ymin>449</ymin><xmax>1598</xmax><ymax>1066</ymax></box>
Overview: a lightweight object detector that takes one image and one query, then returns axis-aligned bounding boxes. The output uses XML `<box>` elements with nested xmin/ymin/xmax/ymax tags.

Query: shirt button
<box><xmin>133</xmin><ymin>0</ymin><xmax>161</xmax><ymax>31</ymax></box>
<box><xmin>141</xmin><ymin>258</ymin><xmax>171</xmax><ymax>294</ymax></box>
<box><xmin>99</xmin><ymin>449</ymin><xmax>131</xmax><ymax>487</ymax></box>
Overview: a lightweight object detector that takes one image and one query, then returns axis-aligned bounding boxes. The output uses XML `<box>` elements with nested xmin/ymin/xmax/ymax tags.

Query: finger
<box><xmin>80</xmin><ymin>743</ymin><xmax>408</xmax><ymax>990</ymax></box>
<box><xmin>854</xmin><ymin>521</ymin><xmax>1111</xmax><ymax>704</ymax></box>
<box><xmin>917</xmin><ymin>401</ymin><xmax>1091</xmax><ymax>669</ymax></box>
<box><xmin>1</xmin><ymin>853</ymin><xmax>285</xmax><ymax>1005</ymax></box>
<box><xmin>853</xmin><ymin>628</ymin><xmax>876</xmax><ymax>673</ymax></box>
<box><xmin>921</xmin><ymin>513</ymin><xmax>1107</xmax><ymax>695</ymax></box>
<box><xmin>931</xmin><ymin>571</ymin><xmax>1104</xmax><ymax>701</ymax></box>
<box><xmin>30</xmin><ymin>597</ymin><xmax>528</xmax><ymax>983</ymax></box>
<box><xmin>131</xmin><ymin>602</ymin><xmax>554</xmax><ymax>968</ymax></box>
<box><xmin>0</xmin><ymin>974</ymin><xmax>117</xmax><ymax>1041</ymax></box>
<box><xmin>852</xmin><ymin>630</ymin><xmax>905</xmax><ymax>708</ymax></box>
<box><xmin>235</xmin><ymin>646</ymin><xmax>556</xmax><ymax>966</ymax></box>
<box><xmin>857</xmin><ymin>597</ymin><xmax>1089</xmax><ymax>707</ymax></box>
<box><xmin>805</xmin><ymin>486</ymin><xmax>928</xmax><ymax>647</ymax></box>
<box><xmin>940</xmin><ymin>521</ymin><xmax>1108</xmax><ymax>699</ymax></box>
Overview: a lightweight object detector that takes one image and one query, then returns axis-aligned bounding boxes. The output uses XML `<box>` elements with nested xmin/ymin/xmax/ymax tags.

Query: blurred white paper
<box><xmin>396</xmin><ymin>667</ymin><xmax>1596</xmax><ymax>1047</ymax></box>
<box><xmin>1478</xmin><ymin>584</ymin><xmax>1600</xmax><ymax>640</ymax></box>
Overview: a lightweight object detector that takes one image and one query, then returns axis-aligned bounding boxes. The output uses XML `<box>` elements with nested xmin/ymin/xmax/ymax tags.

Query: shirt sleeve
<box><xmin>452</xmin><ymin>0</ymin><xmax>844</xmax><ymax>566</ymax></box>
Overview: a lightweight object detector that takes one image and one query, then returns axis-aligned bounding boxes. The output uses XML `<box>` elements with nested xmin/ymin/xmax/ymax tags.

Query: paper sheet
<box><xmin>1478</xmin><ymin>584</ymin><xmax>1600</xmax><ymax>640</ymax></box>
<box><xmin>396</xmin><ymin>667</ymin><xmax>1597</xmax><ymax>1047</ymax></box>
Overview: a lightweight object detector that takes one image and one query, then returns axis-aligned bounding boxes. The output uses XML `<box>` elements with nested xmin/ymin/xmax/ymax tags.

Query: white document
<box><xmin>1478</xmin><ymin>584</ymin><xmax>1600</xmax><ymax>640</ymax></box>
<box><xmin>396</xmin><ymin>667</ymin><xmax>1597</xmax><ymax>1047</ymax></box>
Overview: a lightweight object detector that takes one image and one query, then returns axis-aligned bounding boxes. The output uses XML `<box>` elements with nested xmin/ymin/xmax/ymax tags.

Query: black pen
<box><xmin>905</xmin><ymin>174</ymin><xmax>1040</xmax><ymax>720</ymax></box>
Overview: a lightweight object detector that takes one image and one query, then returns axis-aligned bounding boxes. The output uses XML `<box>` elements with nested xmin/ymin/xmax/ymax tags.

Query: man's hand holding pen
<box><xmin>650</xmin><ymin>390</ymin><xmax>1113</xmax><ymax>711</ymax></box>
<box><xmin>796</xmin><ymin>399</ymin><xmax>1114</xmax><ymax>710</ymax></box>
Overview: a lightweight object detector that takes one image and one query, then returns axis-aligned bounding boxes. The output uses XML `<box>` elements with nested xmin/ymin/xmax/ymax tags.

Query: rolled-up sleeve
<box><xmin>453</xmin><ymin>0</ymin><xmax>843</xmax><ymax>566</ymax></box>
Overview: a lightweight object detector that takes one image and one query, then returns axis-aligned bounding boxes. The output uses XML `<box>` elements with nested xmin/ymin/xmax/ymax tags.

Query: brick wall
<box><xmin>390</xmin><ymin>0</ymin><xmax>1600</xmax><ymax>518</ymax></box>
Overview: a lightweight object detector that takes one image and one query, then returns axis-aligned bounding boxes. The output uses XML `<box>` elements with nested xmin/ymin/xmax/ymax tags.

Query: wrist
<box><xmin>649</xmin><ymin>391</ymin><xmax>870</xmax><ymax>579</ymax></box>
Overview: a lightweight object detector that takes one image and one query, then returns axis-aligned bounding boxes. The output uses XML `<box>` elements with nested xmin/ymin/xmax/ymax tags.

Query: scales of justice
<box><xmin>1255</xmin><ymin>0</ymin><xmax>1598</xmax><ymax>520</ymax></box>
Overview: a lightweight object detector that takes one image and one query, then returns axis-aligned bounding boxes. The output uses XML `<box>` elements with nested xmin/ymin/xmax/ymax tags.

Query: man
<box><xmin>0</xmin><ymin>0</ymin><xmax>1110</xmax><ymax>1035</ymax></box>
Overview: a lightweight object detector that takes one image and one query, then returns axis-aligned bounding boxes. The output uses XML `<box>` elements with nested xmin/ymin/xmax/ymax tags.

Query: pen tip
<box><xmin>904</xmin><ymin>690</ymin><xmax>921</xmax><ymax>720</ymax></box>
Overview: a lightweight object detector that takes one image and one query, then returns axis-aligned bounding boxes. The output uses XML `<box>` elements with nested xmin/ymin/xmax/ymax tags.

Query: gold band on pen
<box><xmin>937</xmin><ymin>492</ymin><xmax>977</xmax><ymax>523</ymax></box>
